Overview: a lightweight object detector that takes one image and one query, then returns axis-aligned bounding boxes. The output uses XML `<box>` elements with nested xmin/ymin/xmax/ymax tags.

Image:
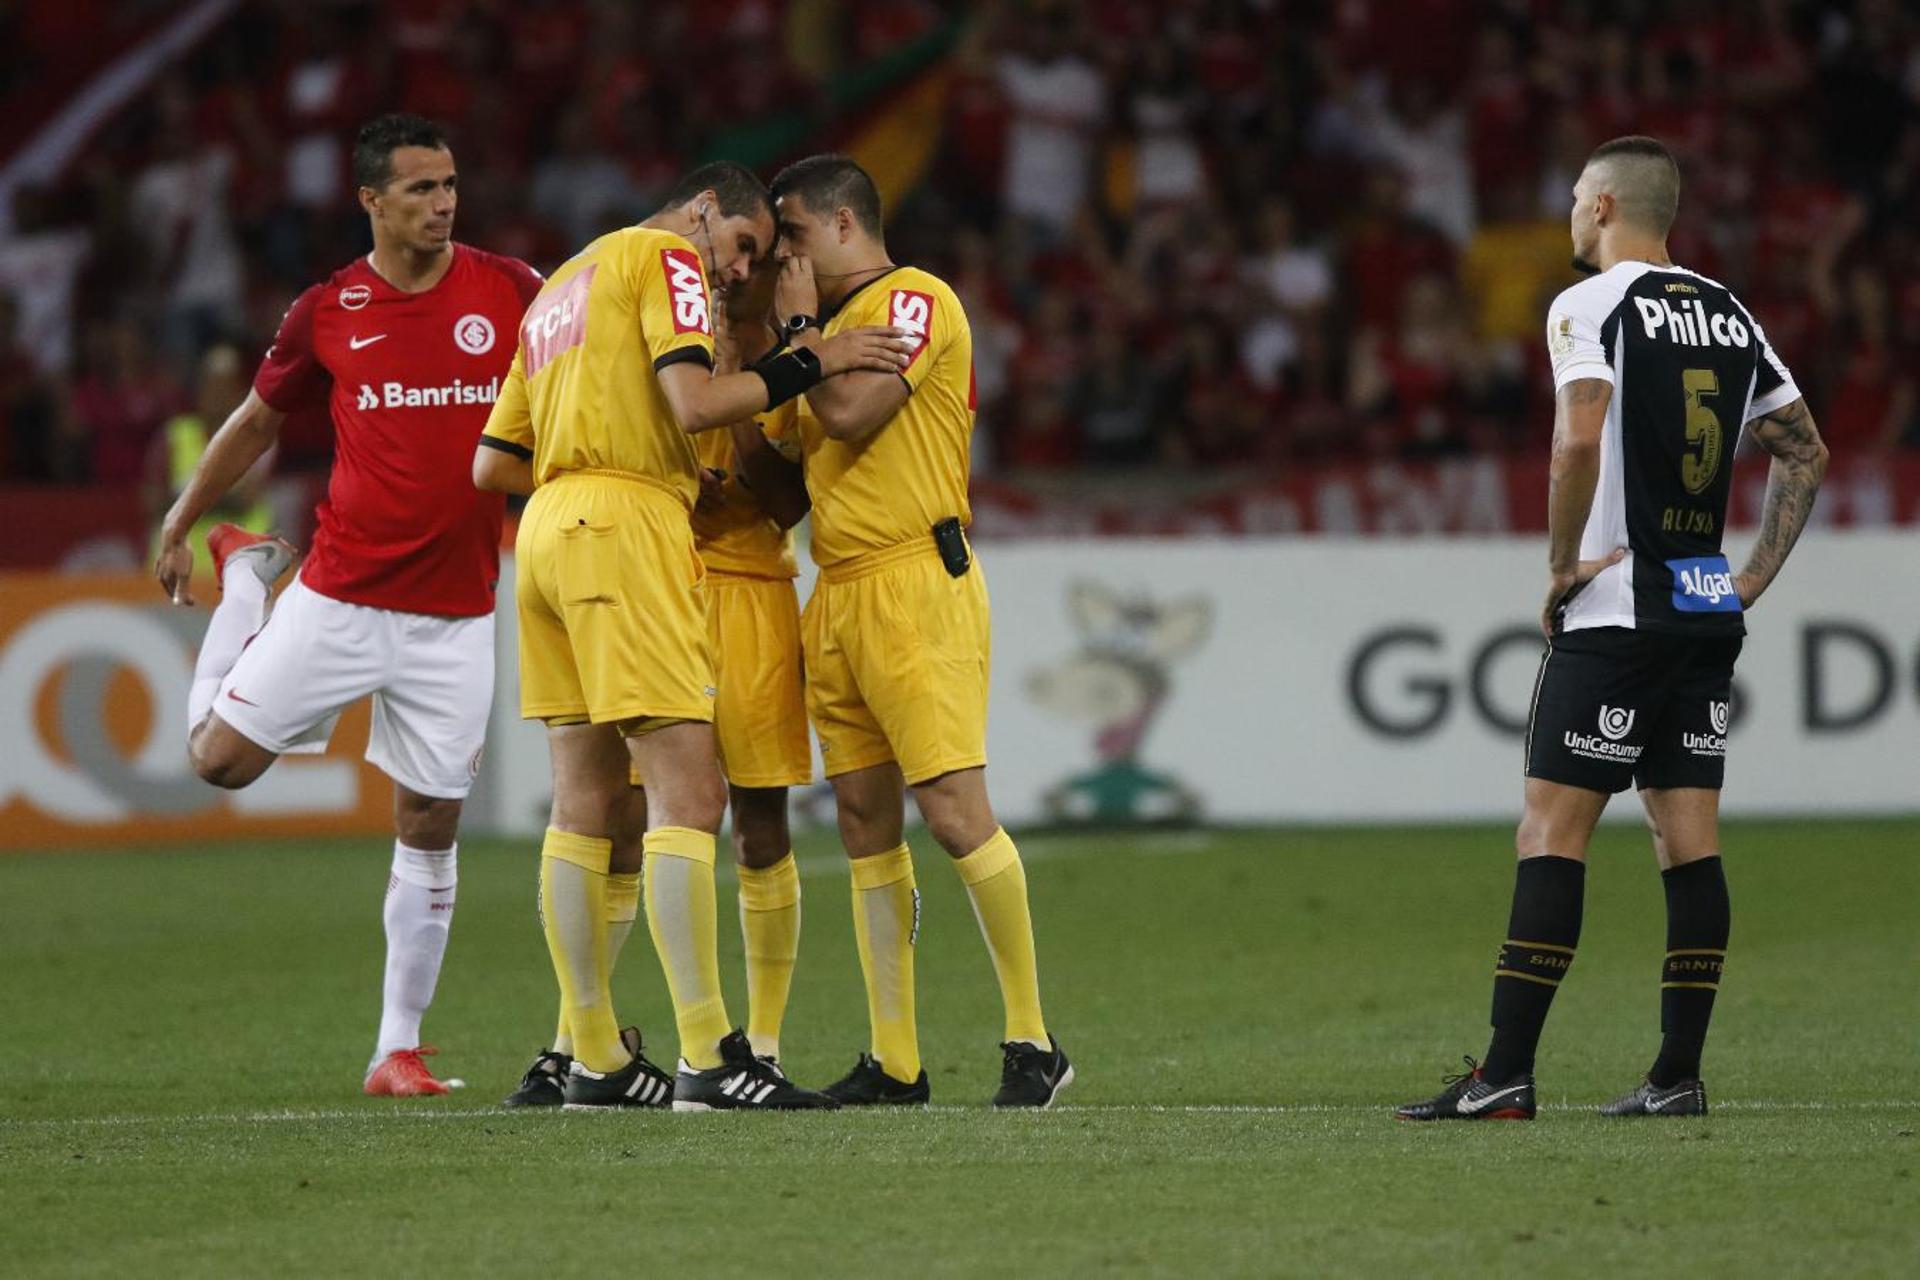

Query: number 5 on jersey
<box><xmin>1681</xmin><ymin>367</ymin><xmax>1723</xmax><ymax>495</ymax></box>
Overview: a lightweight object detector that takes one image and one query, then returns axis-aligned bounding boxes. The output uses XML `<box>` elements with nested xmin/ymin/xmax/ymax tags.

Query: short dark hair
<box><xmin>770</xmin><ymin>154</ymin><xmax>883</xmax><ymax>238</ymax></box>
<box><xmin>1586</xmin><ymin>135</ymin><xmax>1681</xmax><ymax>234</ymax></box>
<box><xmin>353</xmin><ymin>114</ymin><xmax>450</xmax><ymax>190</ymax></box>
<box><xmin>657</xmin><ymin>161</ymin><xmax>773</xmax><ymax>222</ymax></box>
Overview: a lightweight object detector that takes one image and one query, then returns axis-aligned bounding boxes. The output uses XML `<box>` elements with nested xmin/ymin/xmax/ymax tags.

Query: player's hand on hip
<box><xmin>816</xmin><ymin>325</ymin><xmax>915</xmax><ymax>376</ymax></box>
<box><xmin>1541</xmin><ymin>547</ymin><xmax>1626</xmax><ymax>637</ymax></box>
<box><xmin>155</xmin><ymin>538</ymin><xmax>195</xmax><ymax>607</ymax></box>
<box><xmin>775</xmin><ymin>255</ymin><xmax>819</xmax><ymax>325</ymax></box>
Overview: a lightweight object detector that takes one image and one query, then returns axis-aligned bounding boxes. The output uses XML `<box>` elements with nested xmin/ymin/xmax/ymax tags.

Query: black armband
<box><xmin>478</xmin><ymin>434</ymin><xmax>533</xmax><ymax>461</ymax></box>
<box><xmin>752</xmin><ymin>345</ymin><xmax>824</xmax><ymax>408</ymax></box>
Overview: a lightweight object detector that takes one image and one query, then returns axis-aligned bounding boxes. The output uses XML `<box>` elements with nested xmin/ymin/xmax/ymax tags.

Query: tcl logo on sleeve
<box><xmin>661</xmin><ymin>248</ymin><xmax>711</xmax><ymax>335</ymax></box>
<box><xmin>890</xmin><ymin>289</ymin><xmax>933</xmax><ymax>368</ymax></box>
<box><xmin>521</xmin><ymin>265</ymin><xmax>595</xmax><ymax>378</ymax></box>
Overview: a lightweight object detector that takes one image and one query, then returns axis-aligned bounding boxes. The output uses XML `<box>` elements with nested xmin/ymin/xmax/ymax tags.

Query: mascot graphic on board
<box><xmin>1024</xmin><ymin>581</ymin><xmax>1212</xmax><ymax>827</ymax></box>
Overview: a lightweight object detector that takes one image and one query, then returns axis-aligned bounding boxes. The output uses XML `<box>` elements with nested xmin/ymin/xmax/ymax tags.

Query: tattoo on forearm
<box><xmin>1742</xmin><ymin>398</ymin><xmax>1828</xmax><ymax>590</ymax></box>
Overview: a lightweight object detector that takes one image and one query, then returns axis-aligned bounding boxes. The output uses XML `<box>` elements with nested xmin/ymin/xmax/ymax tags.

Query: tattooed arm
<box><xmin>1540</xmin><ymin>377</ymin><xmax>1626</xmax><ymax>636</ymax></box>
<box><xmin>1735</xmin><ymin>396</ymin><xmax>1829</xmax><ymax>608</ymax></box>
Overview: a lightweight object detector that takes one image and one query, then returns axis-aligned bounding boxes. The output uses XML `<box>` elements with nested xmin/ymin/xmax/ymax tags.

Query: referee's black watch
<box><xmin>784</xmin><ymin>313</ymin><xmax>819</xmax><ymax>336</ymax></box>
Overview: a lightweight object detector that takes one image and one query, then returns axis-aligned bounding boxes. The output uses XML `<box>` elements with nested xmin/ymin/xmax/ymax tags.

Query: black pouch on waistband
<box><xmin>932</xmin><ymin>517</ymin><xmax>971</xmax><ymax>577</ymax></box>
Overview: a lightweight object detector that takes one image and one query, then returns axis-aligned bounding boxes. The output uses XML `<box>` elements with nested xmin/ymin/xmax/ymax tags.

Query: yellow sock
<box><xmin>552</xmin><ymin>868</ymin><xmax>641</xmax><ymax>1058</ymax></box>
<box><xmin>954</xmin><ymin>828</ymin><xmax>1048</xmax><ymax>1045</ymax></box>
<box><xmin>737</xmin><ymin>853</ymin><xmax>801</xmax><ymax>1061</ymax></box>
<box><xmin>538</xmin><ymin>828</ymin><xmax>627</xmax><ymax>1072</ymax></box>
<box><xmin>644</xmin><ymin>826</ymin><xmax>731</xmax><ymax>1070</ymax></box>
<box><xmin>850</xmin><ymin>844</ymin><xmax>921</xmax><ymax>1082</ymax></box>
<box><xmin>606</xmin><ymin>869</ymin><xmax>641</xmax><ymax>971</ymax></box>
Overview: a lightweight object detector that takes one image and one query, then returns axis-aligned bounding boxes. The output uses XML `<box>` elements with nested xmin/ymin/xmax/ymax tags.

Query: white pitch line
<box><xmin>4</xmin><ymin>1098</ymin><xmax>1916</xmax><ymax>1131</ymax></box>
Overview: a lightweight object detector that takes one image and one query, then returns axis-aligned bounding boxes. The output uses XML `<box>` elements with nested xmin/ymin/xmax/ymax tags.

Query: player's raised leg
<box><xmin>1599</xmin><ymin>787</ymin><xmax>1726</xmax><ymax>1117</ymax></box>
<box><xmin>183</xmin><ymin>525</ymin><xmax>299</xmax><ymax>789</ymax></box>
<box><xmin>731</xmin><ymin>784</ymin><xmax>801</xmax><ymax>1067</ymax></box>
<box><xmin>187</xmin><ymin>525</ymin><xmax>296</xmax><ymax>736</ymax></box>
<box><xmin>916</xmin><ymin>766</ymin><xmax>1070</xmax><ymax>1108</ymax></box>
<box><xmin>822</xmin><ymin>761</ymin><xmax>929</xmax><ymax>1106</ymax></box>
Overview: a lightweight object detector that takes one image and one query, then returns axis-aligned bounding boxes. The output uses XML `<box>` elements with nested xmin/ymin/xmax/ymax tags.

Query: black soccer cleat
<box><xmin>501</xmin><ymin>1049</ymin><xmax>571</xmax><ymax>1108</ymax></box>
<box><xmin>822</xmin><ymin>1053</ymin><xmax>931</xmax><ymax>1106</ymax></box>
<box><xmin>1598</xmin><ymin>1076</ymin><xmax>1708</xmax><ymax>1118</ymax></box>
<box><xmin>1396</xmin><ymin>1056</ymin><xmax>1536</xmax><ymax>1121</ymax></box>
<box><xmin>561</xmin><ymin>1028</ymin><xmax>675</xmax><ymax>1110</ymax></box>
<box><xmin>992</xmin><ymin>1036</ymin><xmax>1074</xmax><ymax>1108</ymax></box>
<box><xmin>672</xmin><ymin>1030</ymin><xmax>841</xmax><ymax>1111</ymax></box>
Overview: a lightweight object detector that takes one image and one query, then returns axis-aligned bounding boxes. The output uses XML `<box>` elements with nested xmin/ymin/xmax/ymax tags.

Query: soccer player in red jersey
<box><xmin>154</xmin><ymin>115</ymin><xmax>542</xmax><ymax>1097</ymax></box>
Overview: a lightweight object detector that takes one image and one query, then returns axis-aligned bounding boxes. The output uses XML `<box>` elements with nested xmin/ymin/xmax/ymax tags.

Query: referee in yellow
<box><xmin>474</xmin><ymin>161</ymin><xmax>910</xmax><ymax>1111</ymax></box>
<box><xmin>769</xmin><ymin>155</ymin><xmax>1072</xmax><ymax>1107</ymax></box>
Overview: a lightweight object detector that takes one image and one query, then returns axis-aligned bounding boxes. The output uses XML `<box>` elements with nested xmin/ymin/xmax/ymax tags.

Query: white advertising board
<box><xmin>471</xmin><ymin>532</ymin><xmax>1920</xmax><ymax>831</ymax></box>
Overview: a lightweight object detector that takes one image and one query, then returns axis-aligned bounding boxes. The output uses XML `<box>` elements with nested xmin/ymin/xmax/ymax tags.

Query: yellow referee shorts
<box><xmin>802</xmin><ymin>536</ymin><xmax>990</xmax><ymax>785</ymax></box>
<box><xmin>514</xmin><ymin>472</ymin><xmax>715</xmax><ymax>727</ymax></box>
<box><xmin>707</xmin><ymin>572</ymin><xmax>812</xmax><ymax>788</ymax></box>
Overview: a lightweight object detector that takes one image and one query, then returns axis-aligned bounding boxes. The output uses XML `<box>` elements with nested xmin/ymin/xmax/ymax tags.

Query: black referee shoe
<box><xmin>501</xmin><ymin>1049</ymin><xmax>571</xmax><ymax>1108</ymax></box>
<box><xmin>562</xmin><ymin>1028</ymin><xmax>675</xmax><ymax>1110</ymax></box>
<box><xmin>672</xmin><ymin>1030</ymin><xmax>840</xmax><ymax>1111</ymax></box>
<box><xmin>1599</xmin><ymin>1077</ymin><xmax>1708</xmax><ymax>1117</ymax></box>
<box><xmin>1396</xmin><ymin>1057</ymin><xmax>1536</xmax><ymax>1121</ymax></box>
<box><xmin>993</xmin><ymin>1036</ymin><xmax>1074</xmax><ymax>1108</ymax></box>
<box><xmin>822</xmin><ymin>1053</ymin><xmax>931</xmax><ymax>1106</ymax></box>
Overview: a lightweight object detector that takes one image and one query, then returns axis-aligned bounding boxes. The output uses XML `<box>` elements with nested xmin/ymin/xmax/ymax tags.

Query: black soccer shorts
<box><xmin>1524</xmin><ymin>627</ymin><xmax>1743</xmax><ymax>794</ymax></box>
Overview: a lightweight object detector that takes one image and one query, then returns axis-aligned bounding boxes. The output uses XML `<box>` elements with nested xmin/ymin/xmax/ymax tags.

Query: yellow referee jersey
<box><xmin>690</xmin><ymin>398</ymin><xmax>800</xmax><ymax>579</ymax></box>
<box><xmin>799</xmin><ymin>266</ymin><xmax>975</xmax><ymax>567</ymax></box>
<box><xmin>482</xmin><ymin>227</ymin><xmax>715</xmax><ymax>505</ymax></box>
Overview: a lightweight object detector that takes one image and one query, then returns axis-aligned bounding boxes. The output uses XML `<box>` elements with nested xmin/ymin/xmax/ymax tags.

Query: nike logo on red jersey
<box><xmin>349</xmin><ymin>334</ymin><xmax>388</xmax><ymax>350</ymax></box>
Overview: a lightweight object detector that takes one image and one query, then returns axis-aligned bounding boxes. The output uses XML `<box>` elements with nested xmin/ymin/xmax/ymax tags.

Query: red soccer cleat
<box><xmin>206</xmin><ymin>523</ymin><xmax>298</xmax><ymax>591</ymax></box>
<box><xmin>364</xmin><ymin>1046</ymin><xmax>452</xmax><ymax>1097</ymax></box>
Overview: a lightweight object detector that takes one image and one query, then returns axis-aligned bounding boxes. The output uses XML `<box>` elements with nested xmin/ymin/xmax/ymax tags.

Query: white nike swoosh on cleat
<box><xmin>348</xmin><ymin>334</ymin><xmax>388</xmax><ymax>349</ymax></box>
<box><xmin>1457</xmin><ymin>1084</ymin><xmax>1529</xmax><ymax>1114</ymax></box>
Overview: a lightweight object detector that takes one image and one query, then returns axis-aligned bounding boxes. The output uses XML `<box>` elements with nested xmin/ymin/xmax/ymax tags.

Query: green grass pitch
<box><xmin>3</xmin><ymin>819</ymin><xmax>1917</xmax><ymax>1276</ymax></box>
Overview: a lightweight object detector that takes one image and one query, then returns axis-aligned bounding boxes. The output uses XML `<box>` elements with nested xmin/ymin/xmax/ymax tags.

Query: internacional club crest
<box><xmin>454</xmin><ymin>313</ymin><xmax>496</xmax><ymax>355</ymax></box>
<box><xmin>1597</xmin><ymin>704</ymin><xmax>1636</xmax><ymax>741</ymax></box>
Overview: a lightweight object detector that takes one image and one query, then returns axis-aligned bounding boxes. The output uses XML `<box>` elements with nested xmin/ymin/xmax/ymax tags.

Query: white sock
<box><xmin>373</xmin><ymin>841</ymin><xmax>458</xmax><ymax>1062</ymax></box>
<box><xmin>187</xmin><ymin>560</ymin><xmax>271</xmax><ymax>736</ymax></box>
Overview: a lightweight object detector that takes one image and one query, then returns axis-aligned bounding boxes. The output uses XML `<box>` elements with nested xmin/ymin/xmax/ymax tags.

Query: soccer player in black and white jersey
<box><xmin>1397</xmin><ymin>136</ymin><xmax>1829</xmax><ymax>1121</ymax></box>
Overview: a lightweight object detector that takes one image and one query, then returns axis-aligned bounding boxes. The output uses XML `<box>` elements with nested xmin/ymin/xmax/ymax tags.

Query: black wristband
<box><xmin>752</xmin><ymin>345</ymin><xmax>824</xmax><ymax>408</ymax></box>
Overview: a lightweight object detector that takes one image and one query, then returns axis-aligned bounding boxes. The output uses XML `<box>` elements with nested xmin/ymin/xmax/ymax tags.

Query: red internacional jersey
<box><xmin>254</xmin><ymin>244</ymin><xmax>542</xmax><ymax>616</ymax></box>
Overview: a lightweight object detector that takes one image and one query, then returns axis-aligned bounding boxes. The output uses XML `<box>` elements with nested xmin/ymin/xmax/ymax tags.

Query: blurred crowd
<box><xmin>3</xmin><ymin>0</ymin><xmax>1919</xmax><ymax>499</ymax></box>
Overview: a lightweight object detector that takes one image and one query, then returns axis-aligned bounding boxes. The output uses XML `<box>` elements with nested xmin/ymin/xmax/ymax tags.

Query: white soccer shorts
<box><xmin>214</xmin><ymin>575</ymin><xmax>495</xmax><ymax>799</ymax></box>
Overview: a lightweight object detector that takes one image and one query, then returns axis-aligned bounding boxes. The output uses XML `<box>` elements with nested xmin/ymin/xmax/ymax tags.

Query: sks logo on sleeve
<box><xmin>1668</xmin><ymin>555</ymin><xmax>1743</xmax><ymax>613</ymax></box>
<box><xmin>661</xmin><ymin>248</ymin><xmax>711</xmax><ymax>335</ymax></box>
<box><xmin>890</xmin><ymin>289</ymin><xmax>933</xmax><ymax>369</ymax></box>
<box><xmin>521</xmin><ymin>266</ymin><xmax>595</xmax><ymax>377</ymax></box>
